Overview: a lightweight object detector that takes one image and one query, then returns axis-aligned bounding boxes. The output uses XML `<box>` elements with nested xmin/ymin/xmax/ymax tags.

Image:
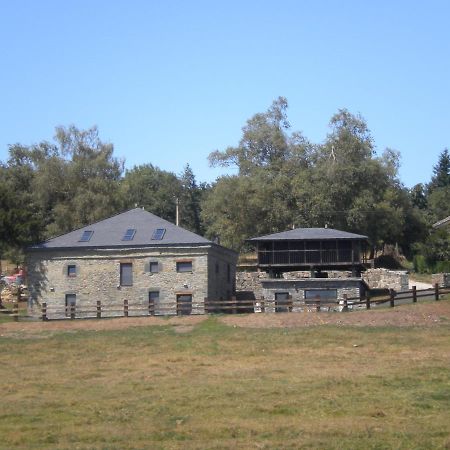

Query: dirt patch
<box><xmin>220</xmin><ymin>301</ymin><xmax>450</xmax><ymax>328</ymax></box>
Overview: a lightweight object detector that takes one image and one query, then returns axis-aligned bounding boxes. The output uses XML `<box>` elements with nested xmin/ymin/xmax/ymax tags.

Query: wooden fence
<box><xmin>1</xmin><ymin>284</ymin><xmax>449</xmax><ymax>321</ymax></box>
<box><xmin>34</xmin><ymin>283</ymin><xmax>450</xmax><ymax>321</ymax></box>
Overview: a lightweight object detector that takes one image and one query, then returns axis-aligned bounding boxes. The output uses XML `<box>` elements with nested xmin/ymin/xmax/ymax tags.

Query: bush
<box><xmin>434</xmin><ymin>261</ymin><xmax>450</xmax><ymax>273</ymax></box>
<box><xmin>413</xmin><ymin>254</ymin><xmax>428</xmax><ymax>273</ymax></box>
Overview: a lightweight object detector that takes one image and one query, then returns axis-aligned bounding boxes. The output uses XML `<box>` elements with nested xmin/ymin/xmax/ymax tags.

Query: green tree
<box><xmin>120</xmin><ymin>164</ymin><xmax>180</xmax><ymax>222</ymax></box>
<box><xmin>178</xmin><ymin>164</ymin><xmax>207</xmax><ymax>235</ymax></box>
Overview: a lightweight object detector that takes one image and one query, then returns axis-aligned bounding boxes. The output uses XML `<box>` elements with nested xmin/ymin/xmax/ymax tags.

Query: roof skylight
<box><xmin>79</xmin><ymin>230</ymin><xmax>94</xmax><ymax>242</ymax></box>
<box><xmin>122</xmin><ymin>228</ymin><xmax>136</xmax><ymax>241</ymax></box>
<box><xmin>151</xmin><ymin>228</ymin><xmax>166</xmax><ymax>240</ymax></box>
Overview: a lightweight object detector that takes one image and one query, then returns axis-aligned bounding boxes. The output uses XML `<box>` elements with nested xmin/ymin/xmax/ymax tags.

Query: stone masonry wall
<box><xmin>431</xmin><ymin>273</ymin><xmax>450</xmax><ymax>287</ymax></box>
<box><xmin>27</xmin><ymin>245</ymin><xmax>224</xmax><ymax>319</ymax></box>
<box><xmin>362</xmin><ymin>268</ymin><xmax>409</xmax><ymax>292</ymax></box>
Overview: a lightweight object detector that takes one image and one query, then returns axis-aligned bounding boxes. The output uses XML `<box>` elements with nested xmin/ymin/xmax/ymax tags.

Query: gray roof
<box><xmin>30</xmin><ymin>208</ymin><xmax>212</xmax><ymax>250</ymax></box>
<box><xmin>433</xmin><ymin>216</ymin><xmax>450</xmax><ymax>229</ymax></box>
<box><xmin>248</xmin><ymin>227</ymin><xmax>368</xmax><ymax>241</ymax></box>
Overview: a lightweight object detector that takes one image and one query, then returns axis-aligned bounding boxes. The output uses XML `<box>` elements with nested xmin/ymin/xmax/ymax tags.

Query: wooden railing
<box><xmin>258</xmin><ymin>249</ymin><xmax>363</xmax><ymax>265</ymax></box>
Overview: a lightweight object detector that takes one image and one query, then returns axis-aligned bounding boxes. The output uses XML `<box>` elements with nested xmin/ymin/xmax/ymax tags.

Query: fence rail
<box><xmin>32</xmin><ymin>284</ymin><xmax>450</xmax><ymax>321</ymax></box>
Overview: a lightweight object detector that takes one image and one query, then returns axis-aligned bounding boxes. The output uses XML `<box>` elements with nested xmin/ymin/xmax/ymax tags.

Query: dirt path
<box><xmin>1</xmin><ymin>301</ymin><xmax>449</xmax><ymax>338</ymax></box>
<box><xmin>409</xmin><ymin>278</ymin><xmax>433</xmax><ymax>290</ymax></box>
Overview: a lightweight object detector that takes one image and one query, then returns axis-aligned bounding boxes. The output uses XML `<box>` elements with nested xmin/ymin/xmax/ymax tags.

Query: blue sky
<box><xmin>0</xmin><ymin>0</ymin><xmax>449</xmax><ymax>187</ymax></box>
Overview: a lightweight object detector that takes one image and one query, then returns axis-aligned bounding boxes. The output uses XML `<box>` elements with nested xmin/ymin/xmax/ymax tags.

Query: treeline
<box><xmin>0</xmin><ymin>98</ymin><xmax>449</xmax><ymax>270</ymax></box>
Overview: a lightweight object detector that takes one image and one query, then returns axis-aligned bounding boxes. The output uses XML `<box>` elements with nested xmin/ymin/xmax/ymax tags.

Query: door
<box><xmin>275</xmin><ymin>292</ymin><xmax>291</xmax><ymax>313</ymax></box>
<box><xmin>177</xmin><ymin>294</ymin><xmax>192</xmax><ymax>315</ymax></box>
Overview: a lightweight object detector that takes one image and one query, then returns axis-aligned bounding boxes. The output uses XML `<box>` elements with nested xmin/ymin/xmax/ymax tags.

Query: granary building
<box><xmin>243</xmin><ymin>227</ymin><xmax>369</xmax><ymax>311</ymax></box>
<box><xmin>26</xmin><ymin>208</ymin><xmax>237</xmax><ymax>318</ymax></box>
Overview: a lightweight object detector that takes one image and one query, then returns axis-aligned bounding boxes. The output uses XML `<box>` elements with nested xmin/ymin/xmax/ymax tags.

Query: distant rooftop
<box><xmin>248</xmin><ymin>227</ymin><xmax>368</xmax><ymax>241</ymax></box>
<box><xmin>29</xmin><ymin>208</ymin><xmax>212</xmax><ymax>250</ymax></box>
<box><xmin>433</xmin><ymin>216</ymin><xmax>450</xmax><ymax>229</ymax></box>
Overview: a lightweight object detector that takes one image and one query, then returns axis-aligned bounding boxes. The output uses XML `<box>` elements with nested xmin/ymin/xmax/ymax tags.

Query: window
<box><xmin>65</xmin><ymin>294</ymin><xmax>76</xmax><ymax>317</ymax></box>
<box><xmin>120</xmin><ymin>263</ymin><xmax>133</xmax><ymax>286</ymax></box>
<box><xmin>79</xmin><ymin>230</ymin><xmax>94</xmax><ymax>242</ymax></box>
<box><xmin>304</xmin><ymin>289</ymin><xmax>337</xmax><ymax>302</ymax></box>
<box><xmin>151</xmin><ymin>228</ymin><xmax>166</xmax><ymax>240</ymax></box>
<box><xmin>176</xmin><ymin>261</ymin><xmax>192</xmax><ymax>272</ymax></box>
<box><xmin>67</xmin><ymin>265</ymin><xmax>77</xmax><ymax>277</ymax></box>
<box><xmin>149</xmin><ymin>291</ymin><xmax>159</xmax><ymax>315</ymax></box>
<box><xmin>227</xmin><ymin>263</ymin><xmax>231</xmax><ymax>283</ymax></box>
<box><xmin>149</xmin><ymin>262</ymin><xmax>159</xmax><ymax>273</ymax></box>
<box><xmin>122</xmin><ymin>228</ymin><xmax>136</xmax><ymax>241</ymax></box>
<box><xmin>215</xmin><ymin>262</ymin><xmax>219</xmax><ymax>274</ymax></box>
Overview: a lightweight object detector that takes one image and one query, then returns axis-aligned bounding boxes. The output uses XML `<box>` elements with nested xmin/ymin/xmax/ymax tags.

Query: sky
<box><xmin>0</xmin><ymin>0</ymin><xmax>449</xmax><ymax>187</ymax></box>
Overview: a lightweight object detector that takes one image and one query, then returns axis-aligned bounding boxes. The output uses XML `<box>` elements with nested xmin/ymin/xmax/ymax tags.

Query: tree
<box><xmin>429</xmin><ymin>148</ymin><xmax>450</xmax><ymax>190</ymax></box>
<box><xmin>178</xmin><ymin>164</ymin><xmax>206</xmax><ymax>235</ymax></box>
<box><xmin>120</xmin><ymin>164</ymin><xmax>181</xmax><ymax>222</ymax></box>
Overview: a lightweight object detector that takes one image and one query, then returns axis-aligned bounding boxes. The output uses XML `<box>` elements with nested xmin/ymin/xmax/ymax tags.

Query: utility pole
<box><xmin>175</xmin><ymin>197</ymin><xmax>180</xmax><ymax>226</ymax></box>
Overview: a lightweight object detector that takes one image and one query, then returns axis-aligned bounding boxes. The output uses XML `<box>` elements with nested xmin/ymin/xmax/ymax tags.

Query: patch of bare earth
<box><xmin>220</xmin><ymin>301</ymin><xmax>450</xmax><ymax>328</ymax></box>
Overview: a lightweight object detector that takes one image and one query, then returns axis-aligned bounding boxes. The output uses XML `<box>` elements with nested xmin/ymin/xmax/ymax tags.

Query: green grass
<box><xmin>1</xmin><ymin>317</ymin><xmax>450</xmax><ymax>449</ymax></box>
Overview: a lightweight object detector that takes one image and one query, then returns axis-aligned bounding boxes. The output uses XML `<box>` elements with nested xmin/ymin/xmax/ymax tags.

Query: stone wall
<box><xmin>26</xmin><ymin>244</ymin><xmax>237</xmax><ymax>319</ymax></box>
<box><xmin>260</xmin><ymin>279</ymin><xmax>362</xmax><ymax>312</ymax></box>
<box><xmin>431</xmin><ymin>273</ymin><xmax>450</xmax><ymax>288</ymax></box>
<box><xmin>236</xmin><ymin>271</ymin><xmax>269</xmax><ymax>299</ymax></box>
<box><xmin>362</xmin><ymin>268</ymin><xmax>409</xmax><ymax>292</ymax></box>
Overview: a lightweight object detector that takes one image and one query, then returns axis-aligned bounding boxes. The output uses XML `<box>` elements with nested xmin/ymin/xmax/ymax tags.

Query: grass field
<box><xmin>1</xmin><ymin>305</ymin><xmax>450</xmax><ymax>449</ymax></box>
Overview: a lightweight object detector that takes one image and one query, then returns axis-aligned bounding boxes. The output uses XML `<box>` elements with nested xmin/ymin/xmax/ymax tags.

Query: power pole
<box><xmin>176</xmin><ymin>197</ymin><xmax>180</xmax><ymax>226</ymax></box>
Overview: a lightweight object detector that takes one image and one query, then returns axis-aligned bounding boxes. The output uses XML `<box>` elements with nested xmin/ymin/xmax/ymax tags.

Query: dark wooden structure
<box><xmin>248</xmin><ymin>227</ymin><xmax>368</xmax><ymax>276</ymax></box>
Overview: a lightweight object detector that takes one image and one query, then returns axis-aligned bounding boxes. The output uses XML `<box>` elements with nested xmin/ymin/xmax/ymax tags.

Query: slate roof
<box><xmin>29</xmin><ymin>208</ymin><xmax>212</xmax><ymax>250</ymax></box>
<box><xmin>248</xmin><ymin>227</ymin><xmax>368</xmax><ymax>241</ymax></box>
<box><xmin>433</xmin><ymin>216</ymin><xmax>450</xmax><ymax>229</ymax></box>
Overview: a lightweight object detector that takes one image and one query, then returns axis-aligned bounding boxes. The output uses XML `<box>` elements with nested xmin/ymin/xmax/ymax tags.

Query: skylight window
<box><xmin>151</xmin><ymin>228</ymin><xmax>166</xmax><ymax>240</ymax></box>
<box><xmin>122</xmin><ymin>228</ymin><xmax>136</xmax><ymax>241</ymax></box>
<box><xmin>79</xmin><ymin>230</ymin><xmax>94</xmax><ymax>242</ymax></box>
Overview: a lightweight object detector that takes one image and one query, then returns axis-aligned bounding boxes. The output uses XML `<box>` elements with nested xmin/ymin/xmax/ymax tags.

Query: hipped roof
<box><xmin>29</xmin><ymin>208</ymin><xmax>212</xmax><ymax>250</ymax></box>
<box><xmin>248</xmin><ymin>227</ymin><xmax>368</xmax><ymax>241</ymax></box>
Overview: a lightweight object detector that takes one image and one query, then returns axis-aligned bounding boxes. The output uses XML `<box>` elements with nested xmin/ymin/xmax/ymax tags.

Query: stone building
<box><xmin>26</xmin><ymin>208</ymin><xmax>237</xmax><ymax>319</ymax></box>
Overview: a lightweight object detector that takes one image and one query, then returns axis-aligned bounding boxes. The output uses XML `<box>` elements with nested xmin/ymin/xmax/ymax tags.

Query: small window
<box><xmin>120</xmin><ymin>263</ymin><xmax>133</xmax><ymax>286</ymax></box>
<box><xmin>122</xmin><ymin>228</ymin><xmax>136</xmax><ymax>241</ymax></box>
<box><xmin>176</xmin><ymin>261</ymin><xmax>192</xmax><ymax>273</ymax></box>
<box><xmin>67</xmin><ymin>265</ymin><xmax>77</xmax><ymax>277</ymax></box>
<box><xmin>304</xmin><ymin>289</ymin><xmax>337</xmax><ymax>302</ymax></box>
<box><xmin>149</xmin><ymin>262</ymin><xmax>159</xmax><ymax>273</ymax></box>
<box><xmin>151</xmin><ymin>228</ymin><xmax>166</xmax><ymax>240</ymax></box>
<box><xmin>79</xmin><ymin>230</ymin><xmax>94</xmax><ymax>242</ymax></box>
<box><xmin>227</xmin><ymin>263</ymin><xmax>231</xmax><ymax>283</ymax></box>
<box><xmin>215</xmin><ymin>262</ymin><xmax>219</xmax><ymax>274</ymax></box>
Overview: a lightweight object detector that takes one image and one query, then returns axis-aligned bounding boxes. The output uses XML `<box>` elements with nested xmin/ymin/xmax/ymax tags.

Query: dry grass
<box><xmin>1</xmin><ymin>305</ymin><xmax>450</xmax><ymax>449</ymax></box>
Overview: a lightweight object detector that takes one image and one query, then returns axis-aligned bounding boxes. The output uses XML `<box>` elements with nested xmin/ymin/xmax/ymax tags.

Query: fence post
<box><xmin>204</xmin><ymin>297</ymin><xmax>209</xmax><ymax>314</ymax></box>
<box><xmin>42</xmin><ymin>302</ymin><xmax>47</xmax><ymax>321</ymax></box>
<box><xmin>366</xmin><ymin>293</ymin><xmax>371</xmax><ymax>310</ymax></box>
<box><xmin>343</xmin><ymin>294</ymin><xmax>348</xmax><ymax>312</ymax></box>
<box><xmin>288</xmin><ymin>294</ymin><xmax>293</xmax><ymax>312</ymax></box>
<box><xmin>389</xmin><ymin>289</ymin><xmax>395</xmax><ymax>308</ymax></box>
<box><xmin>412</xmin><ymin>286</ymin><xmax>417</xmax><ymax>303</ymax></box>
<box><xmin>435</xmin><ymin>283</ymin><xmax>440</xmax><ymax>301</ymax></box>
<box><xmin>261</xmin><ymin>296</ymin><xmax>265</xmax><ymax>313</ymax></box>
<box><xmin>231</xmin><ymin>296</ymin><xmax>237</xmax><ymax>314</ymax></box>
<box><xmin>13</xmin><ymin>301</ymin><xmax>19</xmax><ymax>322</ymax></box>
<box><xmin>97</xmin><ymin>300</ymin><xmax>101</xmax><ymax>319</ymax></box>
<box><xmin>124</xmin><ymin>299</ymin><xmax>129</xmax><ymax>317</ymax></box>
<box><xmin>70</xmin><ymin>304</ymin><xmax>75</xmax><ymax>320</ymax></box>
